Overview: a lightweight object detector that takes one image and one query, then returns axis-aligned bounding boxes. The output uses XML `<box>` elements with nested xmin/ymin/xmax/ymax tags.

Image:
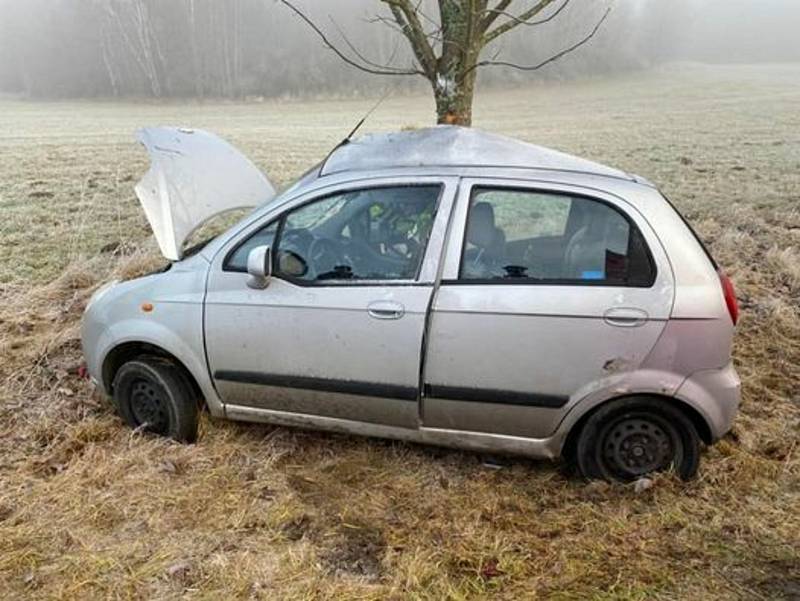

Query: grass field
<box><xmin>1</xmin><ymin>63</ymin><xmax>799</xmax><ymax>599</ymax></box>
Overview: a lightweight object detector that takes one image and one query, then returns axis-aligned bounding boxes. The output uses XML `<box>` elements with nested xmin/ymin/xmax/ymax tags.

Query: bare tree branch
<box><xmin>277</xmin><ymin>0</ymin><xmax>423</xmax><ymax>76</ymax></box>
<box><xmin>328</xmin><ymin>16</ymin><xmax>410</xmax><ymax>73</ymax></box>
<box><xmin>381</xmin><ymin>0</ymin><xmax>439</xmax><ymax>77</ymax></box>
<box><xmin>472</xmin><ymin>5</ymin><xmax>612</xmax><ymax>72</ymax></box>
<box><xmin>367</xmin><ymin>13</ymin><xmax>448</xmax><ymax>50</ymax></box>
<box><xmin>484</xmin><ymin>0</ymin><xmax>571</xmax><ymax>37</ymax></box>
<box><xmin>411</xmin><ymin>0</ymin><xmax>444</xmax><ymax>33</ymax></box>
<box><xmin>365</xmin><ymin>14</ymin><xmax>408</xmax><ymax>36</ymax></box>
<box><xmin>480</xmin><ymin>0</ymin><xmax>514</xmax><ymax>32</ymax></box>
<box><xmin>484</xmin><ymin>0</ymin><xmax>559</xmax><ymax>42</ymax></box>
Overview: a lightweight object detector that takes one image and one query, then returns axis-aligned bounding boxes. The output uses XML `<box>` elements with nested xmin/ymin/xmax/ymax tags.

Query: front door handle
<box><xmin>604</xmin><ymin>307</ymin><xmax>648</xmax><ymax>327</ymax></box>
<box><xmin>368</xmin><ymin>301</ymin><xmax>405</xmax><ymax>320</ymax></box>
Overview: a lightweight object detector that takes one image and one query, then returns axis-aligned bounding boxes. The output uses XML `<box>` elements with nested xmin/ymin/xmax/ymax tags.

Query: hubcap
<box><xmin>601</xmin><ymin>416</ymin><xmax>675</xmax><ymax>478</ymax></box>
<box><xmin>130</xmin><ymin>379</ymin><xmax>169</xmax><ymax>433</ymax></box>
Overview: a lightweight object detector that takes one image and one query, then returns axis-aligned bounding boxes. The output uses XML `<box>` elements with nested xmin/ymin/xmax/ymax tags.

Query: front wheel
<box><xmin>574</xmin><ymin>397</ymin><xmax>701</xmax><ymax>482</ymax></box>
<box><xmin>112</xmin><ymin>357</ymin><xmax>199</xmax><ymax>443</ymax></box>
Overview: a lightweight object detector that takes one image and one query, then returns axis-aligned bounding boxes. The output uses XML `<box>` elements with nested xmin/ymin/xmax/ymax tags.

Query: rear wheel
<box><xmin>574</xmin><ymin>397</ymin><xmax>700</xmax><ymax>481</ymax></box>
<box><xmin>112</xmin><ymin>357</ymin><xmax>199</xmax><ymax>443</ymax></box>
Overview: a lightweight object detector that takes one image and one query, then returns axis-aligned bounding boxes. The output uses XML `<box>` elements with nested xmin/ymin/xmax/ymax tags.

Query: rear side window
<box><xmin>458</xmin><ymin>187</ymin><xmax>655</xmax><ymax>286</ymax></box>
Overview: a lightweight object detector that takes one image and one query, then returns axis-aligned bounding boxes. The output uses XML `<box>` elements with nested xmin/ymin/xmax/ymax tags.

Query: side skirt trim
<box><xmin>424</xmin><ymin>384</ymin><xmax>569</xmax><ymax>409</ymax></box>
<box><xmin>224</xmin><ymin>404</ymin><xmax>559</xmax><ymax>459</ymax></box>
<box><xmin>214</xmin><ymin>370</ymin><xmax>417</xmax><ymax>401</ymax></box>
<box><xmin>214</xmin><ymin>371</ymin><xmax>567</xmax><ymax>409</ymax></box>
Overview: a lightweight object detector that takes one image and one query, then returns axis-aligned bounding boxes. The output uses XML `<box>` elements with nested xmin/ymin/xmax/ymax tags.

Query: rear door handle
<box><xmin>604</xmin><ymin>307</ymin><xmax>648</xmax><ymax>327</ymax></box>
<box><xmin>368</xmin><ymin>300</ymin><xmax>405</xmax><ymax>320</ymax></box>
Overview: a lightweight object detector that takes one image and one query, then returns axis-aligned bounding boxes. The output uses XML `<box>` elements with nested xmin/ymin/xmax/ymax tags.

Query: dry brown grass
<box><xmin>1</xmin><ymin>64</ymin><xmax>799</xmax><ymax>599</ymax></box>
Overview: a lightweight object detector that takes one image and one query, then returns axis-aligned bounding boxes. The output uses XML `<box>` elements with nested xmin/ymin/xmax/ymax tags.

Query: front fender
<box><xmin>98</xmin><ymin>314</ymin><xmax>224</xmax><ymax>418</ymax></box>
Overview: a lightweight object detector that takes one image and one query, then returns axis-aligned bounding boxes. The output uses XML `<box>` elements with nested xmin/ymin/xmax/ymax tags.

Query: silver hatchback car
<box><xmin>81</xmin><ymin>126</ymin><xmax>740</xmax><ymax>481</ymax></box>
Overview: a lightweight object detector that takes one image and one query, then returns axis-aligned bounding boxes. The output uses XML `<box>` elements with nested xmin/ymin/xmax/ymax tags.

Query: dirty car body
<box><xmin>81</xmin><ymin>126</ymin><xmax>740</xmax><ymax>481</ymax></box>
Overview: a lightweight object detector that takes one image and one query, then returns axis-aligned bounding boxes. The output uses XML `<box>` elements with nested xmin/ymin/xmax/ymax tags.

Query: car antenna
<box><xmin>346</xmin><ymin>88</ymin><xmax>391</xmax><ymax>142</ymax></box>
<box><xmin>319</xmin><ymin>88</ymin><xmax>391</xmax><ymax>172</ymax></box>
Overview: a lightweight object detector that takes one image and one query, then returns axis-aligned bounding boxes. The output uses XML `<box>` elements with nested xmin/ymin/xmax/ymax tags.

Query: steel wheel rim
<box><xmin>597</xmin><ymin>413</ymin><xmax>679</xmax><ymax>480</ymax></box>
<box><xmin>129</xmin><ymin>378</ymin><xmax>170</xmax><ymax>434</ymax></box>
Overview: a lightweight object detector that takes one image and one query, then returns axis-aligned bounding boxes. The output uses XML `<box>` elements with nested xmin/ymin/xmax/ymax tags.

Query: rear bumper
<box><xmin>675</xmin><ymin>361</ymin><xmax>741</xmax><ymax>442</ymax></box>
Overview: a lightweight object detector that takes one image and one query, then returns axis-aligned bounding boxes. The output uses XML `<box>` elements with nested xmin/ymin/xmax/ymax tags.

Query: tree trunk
<box><xmin>433</xmin><ymin>67</ymin><xmax>476</xmax><ymax>126</ymax></box>
<box><xmin>433</xmin><ymin>0</ymin><xmax>483</xmax><ymax>126</ymax></box>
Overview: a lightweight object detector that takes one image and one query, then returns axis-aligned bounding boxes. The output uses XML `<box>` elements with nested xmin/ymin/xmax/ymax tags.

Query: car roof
<box><xmin>321</xmin><ymin>126</ymin><xmax>633</xmax><ymax>182</ymax></box>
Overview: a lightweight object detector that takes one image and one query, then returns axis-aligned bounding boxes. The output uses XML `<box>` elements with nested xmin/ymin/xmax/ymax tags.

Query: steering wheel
<box><xmin>385</xmin><ymin>237</ymin><xmax>420</xmax><ymax>262</ymax></box>
<box><xmin>308</xmin><ymin>236</ymin><xmax>343</xmax><ymax>279</ymax></box>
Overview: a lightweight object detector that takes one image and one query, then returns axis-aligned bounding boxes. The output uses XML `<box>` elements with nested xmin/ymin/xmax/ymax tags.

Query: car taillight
<box><xmin>719</xmin><ymin>270</ymin><xmax>739</xmax><ymax>325</ymax></box>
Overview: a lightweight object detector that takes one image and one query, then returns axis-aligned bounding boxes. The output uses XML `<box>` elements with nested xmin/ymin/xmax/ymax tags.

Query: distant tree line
<box><xmin>0</xmin><ymin>0</ymin><xmax>740</xmax><ymax>100</ymax></box>
<box><xmin>1</xmin><ymin>0</ymin><xmax>386</xmax><ymax>98</ymax></box>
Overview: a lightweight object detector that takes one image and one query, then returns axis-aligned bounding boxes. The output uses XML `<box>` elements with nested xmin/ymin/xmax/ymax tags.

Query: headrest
<box><xmin>467</xmin><ymin>202</ymin><xmax>497</xmax><ymax>248</ymax></box>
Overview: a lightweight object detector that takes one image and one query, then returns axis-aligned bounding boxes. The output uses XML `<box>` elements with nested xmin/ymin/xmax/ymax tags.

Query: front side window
<box><xmin>227</xmin><ymin>185</ymin><xmax>441</xmax><ymax>282</ymax></box>
<box><xmin>459</xmin><ymin>187</ymin><xmax>655</xmax><ymax>286</ymax></box>
<box><xmin>226</xmin><ymin>221</ymin><xmax>279</xmax><ymax>272</ymax></box>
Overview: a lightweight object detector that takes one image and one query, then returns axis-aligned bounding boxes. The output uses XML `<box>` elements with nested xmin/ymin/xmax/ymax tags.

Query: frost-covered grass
<box><xmin>1</xmin><ymin>64</ymin><xmax>799</xmax><ymax>599</ymax></box>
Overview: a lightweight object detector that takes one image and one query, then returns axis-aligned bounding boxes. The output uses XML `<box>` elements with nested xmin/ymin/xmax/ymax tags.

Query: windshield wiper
<box><xmin>182</xmin><ymin>236</ymin><xmax>216</xmax><ymax>259</ymax></box>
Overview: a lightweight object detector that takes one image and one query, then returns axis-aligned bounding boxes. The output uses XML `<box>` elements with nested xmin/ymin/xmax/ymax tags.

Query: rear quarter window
<box><xmin>659</xmin><ymin>192</ymin><xmax>719</xmax><ymax>270</ymax></box>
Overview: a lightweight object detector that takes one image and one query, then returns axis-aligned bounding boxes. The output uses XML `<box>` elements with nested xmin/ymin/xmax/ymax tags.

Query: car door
<box><xmin>204</xmin><ymin>177</ymin><xmax>457</xmax><ymax>429</ymax></box>
<box><xmin>422</xmin><ymin>178</ymin><xmax>675</xmax><ymax>439</ymax></box>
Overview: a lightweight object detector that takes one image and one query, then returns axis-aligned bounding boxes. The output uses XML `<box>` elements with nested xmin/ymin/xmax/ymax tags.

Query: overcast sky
<box><xmin>677</xmin><ymin>0</ymin><xmax>800</xmax><ymax>62</ymax></box>
<box><xmin>0</xmin><ymin>0</ymin><xmax>798</xmax><ymax>99</ymax></box>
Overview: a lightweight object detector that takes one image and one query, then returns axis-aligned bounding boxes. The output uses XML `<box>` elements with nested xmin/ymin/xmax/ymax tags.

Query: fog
<box><xmin>0</xmin><ymin>0</ymin><xmax>798</xmax><ymax>99</ymax></box>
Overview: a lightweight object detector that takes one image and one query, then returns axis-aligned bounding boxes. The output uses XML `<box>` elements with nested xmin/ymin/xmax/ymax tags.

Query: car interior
<box><xmin>227</xmin><ymin>185</ymin><xmax>654</xmax><ymax>286</ymax></box>
<box><xmin>461</xmin><ymin>189</ymin><xmax>652</xmax><ymax>285</ymax></box>
<box><xmin>275</xmin><ymin>185</ymin><xmax>440</xmax><ymax>281</ymax></box>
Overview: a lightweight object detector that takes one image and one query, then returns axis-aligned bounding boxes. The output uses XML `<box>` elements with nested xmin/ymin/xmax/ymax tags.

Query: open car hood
<box><xmin>135</xmin><ymin>127</ymin><xmax>276</xmax><ymax>260</ymax></box>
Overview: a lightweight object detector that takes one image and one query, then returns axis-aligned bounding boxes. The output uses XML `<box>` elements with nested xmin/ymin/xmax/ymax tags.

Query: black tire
<box><xmin>112</xmin><ymin>357</ymin><xmax>199</xmax><ymax>443</ymax></box>
<box><xmin>574</xmin><ymin>397</ymin><xmax>701</xmax><ymax>482</ymax></box>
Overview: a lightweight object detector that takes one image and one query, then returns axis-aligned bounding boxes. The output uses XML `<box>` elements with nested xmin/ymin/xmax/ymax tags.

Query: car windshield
<box><xmin>278</xmin><ymin>161</ymin><xmax>323</xmax><ymax>201</ymax></box>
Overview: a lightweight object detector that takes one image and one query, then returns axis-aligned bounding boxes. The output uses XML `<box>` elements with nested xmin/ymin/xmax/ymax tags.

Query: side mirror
<box><xmin>246</xmin><ymin>245</ymin><xmax>272</xmax><ymax>289</ymax></box>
